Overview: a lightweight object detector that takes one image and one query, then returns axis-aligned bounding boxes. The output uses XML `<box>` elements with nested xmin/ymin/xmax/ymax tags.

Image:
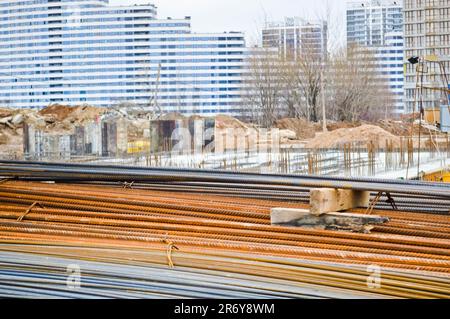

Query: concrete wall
<box><xmin>150</xmin><ymin>118</ymin><xmax>216</xmax><ymax>154</ymax></box>
<box><xmin>23</xmin><ymin>118</ymin><xmax>126</xmax><ymax>160</ymax></box>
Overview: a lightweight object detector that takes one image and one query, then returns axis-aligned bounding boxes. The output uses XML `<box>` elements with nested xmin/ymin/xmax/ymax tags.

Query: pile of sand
<box><xmin>215</xmin><ymin>115</ymin><xmax>252</xmax><ymax>130</ymax></box>
<box><xmin>22</xmin><ymin>104</ymin><xmax>108</xmax><ymax>134</ymax></box>
<box><xmin>0</xmin><ymin>108</ymin><xmax>14</xmax><ymax>118</ymax></box>
<box><xmin>0</xmin><ymin>127</ymin><xmax>23</xmax><ymax>157</ymax></box>
<box><xmin>38</xmin><ymin>104</ymin><xmax>74</xmax><ymax>121</ymax></box>
<box><xmin>38</xmin><ymin>104</ymin><xmax>106</xmax><ymax>125</ymax></box>
<box><xmin>306</xmin><ymin>124</ymin><xmax>401</xmax><ymax>149</ymax></box>
<box><xmin>0</xmin><ymin>107</ymin><xmax>28</xmax><ymax>157</ymax></box>
<box><xmin>326</xmin><ymin>121</ymin><xmax>361</xmax><ymax>132</ymax></box>
<box><xmin>275</xmin><ymin>118</ymin><xmax>317</xmax><ymax>140</ymax></box>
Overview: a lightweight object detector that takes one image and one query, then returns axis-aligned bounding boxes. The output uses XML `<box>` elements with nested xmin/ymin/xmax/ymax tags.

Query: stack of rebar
<box><xmin>0</xmin><ymin>161</ymin><xmax>449</xmax><ymax>298</ymax></box>
<box><xmin>1</xmin><ymin>160</ymin><xmax>449</xmax><ymax>213</ymax></box>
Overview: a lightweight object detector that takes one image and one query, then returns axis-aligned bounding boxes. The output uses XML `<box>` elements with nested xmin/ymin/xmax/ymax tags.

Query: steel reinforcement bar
<box><xmin>0</xmin><ymin>161</ymin><xmax>449</xmax><ymax>198</ymax></box>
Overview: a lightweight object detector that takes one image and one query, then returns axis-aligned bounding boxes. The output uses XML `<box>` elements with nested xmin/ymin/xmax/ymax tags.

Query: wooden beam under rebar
<box><xmin>310</xmin><ymin>188</ymin><xmax>370</xmax><ymax>216</ymax></box>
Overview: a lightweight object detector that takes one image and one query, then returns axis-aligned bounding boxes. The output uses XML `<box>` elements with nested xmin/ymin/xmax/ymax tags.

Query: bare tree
<box><xmin>243</xmin><ymin>2</ymin><xmax>394</xmax><ymax>126</ymax></box>
<box><xmin>279</xmin><ymin>60</ymin><xmax>301</xmax><ymax>119</ymax></box>
<box><xmin>281</xmin><ymin>48</ymin><xmax>326</xmax><ymax>122</ymax></box>
<box><xmin>327</xmin><ymin>44</ymin><xmax>394</xmax><ymax>122</ymax></box>
<box><xmin>245</xmin><ymin>45</ymin><xmax>327</xmax><ymax>124</ymax></box>
<box><xmin>243</xmin><ymin>48</ymin><xmax>284</xmax><ymax>128</ymax></box>
<box><xmin>278</xmin><ymin>5</ymin><xmax>333</xmax><ymax>123</ymax></box>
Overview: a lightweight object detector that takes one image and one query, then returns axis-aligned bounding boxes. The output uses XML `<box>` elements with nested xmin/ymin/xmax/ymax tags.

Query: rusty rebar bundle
<box><xmin>0</xmin><ymin>177</ymin><xmax>449</xmax><ymax>299</ymax></box>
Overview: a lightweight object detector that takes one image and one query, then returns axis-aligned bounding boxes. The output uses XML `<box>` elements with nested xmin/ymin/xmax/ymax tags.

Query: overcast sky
<box><xmin>110</xmin><ymin>0</ymin><xmax>346</xmax><ymax>48</ymax></box>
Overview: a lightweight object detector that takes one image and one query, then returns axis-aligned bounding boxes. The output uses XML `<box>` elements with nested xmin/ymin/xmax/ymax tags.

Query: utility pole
<box><xmin>321</xmin><ymin>68</ymin><xmax>327</xmax><ymax>132</ymax></box>
<box><xmin>148</xmin><ymin>63</ymin><xmax>161</xmax><ymax>119</ymax></box>
<box><xmin>154</xmin><ymin>63</ymin><xmax>161</xmax><ymax>116</ymax></box>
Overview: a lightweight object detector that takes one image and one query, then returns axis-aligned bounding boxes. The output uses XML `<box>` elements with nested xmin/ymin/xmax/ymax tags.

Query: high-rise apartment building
<box><xmin>262</xmin><ymin>17</ymin><xmax>328</xmax><ymax>59</ymax></box>
<box><xmin>404</xmin><ymin>0</ymin><xmax>450</xmax><ymax>112</ymax></box>
<box><xmin>347</xmin><ymin>0</ymin><xmax>405</xmax><ymax>115</ymax></box>
<box><xmin>372</xmin><ymin>31</ymin><xmax>405</xmax><ymax>114</ymax></box>
<box><xmin>0</xmin><ymin>0</ymin><xmax>247</xmax><ymax>116</ymax></box>
<box><xmin>347</xmin><ymin>0</ymin><xmax>403</xmax><ymax>46</ymax></box>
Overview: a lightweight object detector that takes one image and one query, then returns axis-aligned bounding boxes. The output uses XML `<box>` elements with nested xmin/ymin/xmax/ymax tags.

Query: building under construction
<box><xmin>404</xmin><ymin>0</ymin><xmax>450</xmax><ymax>112</ymax></box>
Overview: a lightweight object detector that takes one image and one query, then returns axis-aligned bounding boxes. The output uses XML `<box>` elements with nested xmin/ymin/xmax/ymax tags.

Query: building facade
<box><xmin>347</xmin><ymin>0</ymin><xmax>403</xmax><ymax>46</ymax></box>
<box><xmin>0</xmin><ymin>0</ymin><xmax>247</xmax><ymax>116</ymax></box>
<box><xmin>404</xmin><ymin>0</ymin><xmax>450</xmax><ymax>112</ymax></box>
<box><xmin>347</xmin><ymin>0</ymin><xmax>405</xmax><ymax>115</ymax></box>
<box><xmin>262</xmin><ymin>17</ymin><xmax>328</xmax><ymax>59</ymax></box>
<box><xmin>372</xmin><ymin>31</ymin><xmax>405</xmax><ymax>115</ymax></box>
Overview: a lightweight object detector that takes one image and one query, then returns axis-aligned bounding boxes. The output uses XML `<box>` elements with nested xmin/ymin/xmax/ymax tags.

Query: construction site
<box><xmin>0</xmin><ymin>104</ymin><xmax>449</xmax><ymax>180</ymax></box>
<box><xmin>1</xmin><ymin>64</ymin><xmax>450</xmax><ymax>298</ymax></box>
<box><xmin>1</xmin><ymin>81</ymin><xmax>450</xmax><ymax>299</ymax></box>
<box><xmin>2</xmin><ymin>0</ymin><xmax>450</xmax><ymax>305</ymax></box>
<box><xmin>0</xmin><ymin>24</ymin><xmax>450</xmax><ymax>301</ymax></box>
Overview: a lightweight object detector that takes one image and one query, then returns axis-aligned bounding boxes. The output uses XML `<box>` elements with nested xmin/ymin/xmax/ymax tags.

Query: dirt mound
<box><xmin>38</xmin><ymin>104</ymin><xmax>74</xmax><ymax>121</ymax></box>
<box><xmin>0</xmin><ymin>133</ymin><xmax>7</xmax><ymax>144</ymax></box>
<box><xmin>0</xmin><ymin>107</ymin><xmax>14</xmax><ymax>118</ymax></box>
<box><xmin>275</xmin><ymin>118</ymin><xmax>317</xmax><ymax>140</ymax></box>
<box><xmin>376</xmin><ymin>119</ymin><xmax>446</xmax><ymax>137</ymax></box>
<box><xmin>38</xmin><ymin>104</ymin><xmax>106</xmax><ymax>124</ymax></box>
<box><xmin>0</xmin><ymin>107</ymin><xmax>28</xmax><ymax>157</ymax></box>
<box><xmin>326</xmin><ymin>121</ymin><xmax>361</xmax><ymax>131</ymax></box>
<box><xmin>306</xmin><ymin>124</ymin><xmax>401</xmax><ymax>149</ymax></box>
<box><xmin>29</xmin><ymin>104</ymin><xmax>107</xmax><ymax>133</ymax></box>
<box><xmin>376</xmin><ymin>119</ymin><xmax>411</xmax><ymax>136</ymax></box>
<box><xmin>215</xmin><ymin>115</ymin><xmax>252</xmax><ymax>130</ymax></box>
<box><xmin>0</xmin><ymin>128</ymin><xmax>23</xmax><ymax>157</ymax></box>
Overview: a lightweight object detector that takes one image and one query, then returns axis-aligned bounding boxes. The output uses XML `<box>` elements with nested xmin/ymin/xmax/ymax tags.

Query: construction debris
<box><xmin>33</xmin><ymin>104</ymin><xmax>107</xmax><ymax>132</ymax></box>
<box><xmin>0</xmin><ymin>107</ymin><xmax>28</xmax><ymax>158</ymax></box>
<box><xmin>272</xmin><ymin>188</ymin><xmax>380</xmax><ymax>233</ymax></box>
<box><xmin>271</xmin><ymin>208</ymin><xmax>389</xmax><ymax>233</ymax></box>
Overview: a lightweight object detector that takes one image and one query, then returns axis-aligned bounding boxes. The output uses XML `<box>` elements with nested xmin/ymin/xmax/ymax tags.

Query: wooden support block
<box><xmin>270</xmin><ymin>208</ymin><xmax>310</xmax><ymax>225</ymax></box>
<box><xmin>310</xmin><ymin>188</ymin><xmax>370</xmax><ymax>215</ymax></box>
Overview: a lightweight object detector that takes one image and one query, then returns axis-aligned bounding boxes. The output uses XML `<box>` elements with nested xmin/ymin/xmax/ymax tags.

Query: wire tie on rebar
<box><xmin>17</xmin><ymin>202</ymin><xmax>45</xmax><ymax>222</ymax></box>
<box><xmin>385</xmin><ymin>192</ymin><xmax>398</xmax><ymax>211</ymax></box>
<box><xmin>0</xmin><ymin>178</ymin><xmax>11</xmax><ymax>184</ymax></box>
<box><xmin>123</xmin><ymin>181</ymin><xmax>135</xmax><ymax>189</ymax></box>
<box><xmin>163</xmin><ymin>239</ymin><xmax>179</xmax><ymax>269</ymax></box>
